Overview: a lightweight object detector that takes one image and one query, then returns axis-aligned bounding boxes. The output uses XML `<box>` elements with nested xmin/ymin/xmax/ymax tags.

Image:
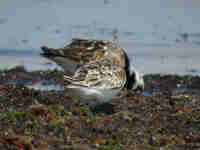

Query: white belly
<box><xmin>65</xmin><ymin>85</ymin><xmax>120</xmax><ymax>105</ymax></box>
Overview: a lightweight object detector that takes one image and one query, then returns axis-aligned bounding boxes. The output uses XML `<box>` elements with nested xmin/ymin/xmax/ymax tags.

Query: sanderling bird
<box><xmin>63</xmin><ymin>58</ymin><xmax>126</xmax><ymax>105</ymax></box>
<box><xmin>41</xmin><ymin>38</ymin><xmax>144</xmax><ymax>92</ymax></box>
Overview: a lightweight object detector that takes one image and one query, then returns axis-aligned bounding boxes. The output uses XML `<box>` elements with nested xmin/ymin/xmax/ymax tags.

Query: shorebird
<box><xmin>41</xmin><ymin>39</ymin><xmax>144</xmax><ymax>106</ymax></box>
<box><xmin>41</xmin><ymin>38</ymin><xmax>144</xmax><ymax>94</ymax></box>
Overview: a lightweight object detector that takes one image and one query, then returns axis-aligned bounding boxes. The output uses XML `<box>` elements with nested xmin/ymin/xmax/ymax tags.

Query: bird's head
<box><xmin>123</xmin><ymin>51</ymin><xmax>144</xmax><ymax>92</ymax></box>
<box><xmin>127</xmin><ymin>67</ymin><xmax>144</xmax><ymax>92</ymax></box>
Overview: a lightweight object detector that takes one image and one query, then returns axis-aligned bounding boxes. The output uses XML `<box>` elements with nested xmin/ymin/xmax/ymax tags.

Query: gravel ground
<box><xmin>0</xmin><ymin>66</ymin><xmax>200</xmax><ymax>150</ymax></box>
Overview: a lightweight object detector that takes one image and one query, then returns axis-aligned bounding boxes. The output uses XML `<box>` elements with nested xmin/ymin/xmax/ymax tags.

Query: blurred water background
<box><xmin>0</xmin><ymin>0</ymin><xmax>200</xmax><ymax>75</ymax></box>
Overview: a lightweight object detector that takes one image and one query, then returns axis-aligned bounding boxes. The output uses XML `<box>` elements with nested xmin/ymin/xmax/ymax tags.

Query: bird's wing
<box><xmin>64</xmin><ymin>60</ymin><xmax>126</xmax><ymax>89</ymax></box>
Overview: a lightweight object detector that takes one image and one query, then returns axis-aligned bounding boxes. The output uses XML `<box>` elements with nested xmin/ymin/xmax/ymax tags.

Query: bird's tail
<box><xmin>41</xmin><ymin>46</ymin><xmax>65</xmax><ymax>57</ymax></box>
